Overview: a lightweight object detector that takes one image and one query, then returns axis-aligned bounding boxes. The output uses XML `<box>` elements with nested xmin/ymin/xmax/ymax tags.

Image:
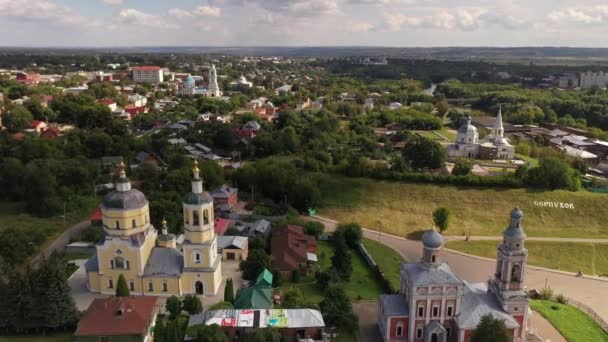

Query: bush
<box><xmin>539</xmin><ymin>287</ymin><xmax>554</xmax><ymax>301</ymax></box>
<box><xmin>292</xmin><ymin>269</ymin><xmax>302</xmax><ymax>282</ymax></box>
<box><xmin>555</xmin><ymin>294</ymin><xmax>568</xmax><ymax>304</ymax></box>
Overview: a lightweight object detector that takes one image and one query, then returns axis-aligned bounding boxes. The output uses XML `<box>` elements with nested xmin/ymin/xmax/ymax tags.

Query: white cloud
<box><xmin>217</xmin><ymin>0</ymin><xmax>340</xmax><ymax>16</ymax></box>
<box><xmin>118</xmin><ymin>8</ymin><xmax>177</xmax><ymax>28</ymax></box>
<box><xmin>102</xmin><ymin>0</ymin><xmax>123</xmax><ymax>5</ymax></box>
<box><xmin>548</xmin><ymin>7</ymin><xmax>604</xmax><ymax>24</ymax></box>
<box><xmin>168</xmin><ymin>6</ymin><xmax>221</xmax><ymax>19</ymax></box>
<box><xmin>194</xmin><ymin>5</ymin><xmax>222</xmax><ymax>17</ymax></box>
<box><xmin>168</xmin><ymin>8</ymin><xmax>194</xmax><ymax>19</ymax></box>
<box><xmin>347</xmin><ymin>22</ymin><xmax>375</xmax><ymax>32</ymax></box>
<box><xmin>385</xmin><ymin>9</ymin><xmax>485</xmax><ymax>31</ymax></box>
<box><xmin>0</xmin><ymin>0</ymin><xmax>89</xmax><ymax>25</ymax></box>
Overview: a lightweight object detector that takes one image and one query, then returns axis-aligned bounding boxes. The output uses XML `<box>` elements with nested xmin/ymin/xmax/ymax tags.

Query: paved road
<box><xmin>306</xmin><ymin>215</ymin><xmax>608</xmax><ymax>324</ymax></box>
<box><xmin>445</xmin><ymin>235</ymin><xmax>608</xmax><ymax>243</ymax></box>
<box><xmin>30</xmin><ymin>220</ymin><xmax>91</xmax><ymax>267</ymax></box>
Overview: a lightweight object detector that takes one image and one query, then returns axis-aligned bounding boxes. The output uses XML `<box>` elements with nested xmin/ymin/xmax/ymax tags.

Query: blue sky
<box><xmin>2</xmin><ymin>0</ymin><xmax>608</xmax><ymax>47</ymax></box>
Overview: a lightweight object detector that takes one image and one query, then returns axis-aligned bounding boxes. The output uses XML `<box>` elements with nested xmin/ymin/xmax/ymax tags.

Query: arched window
<box><xmin>116</xmin><ymin>221</ymin><xmax>120</xmax><ymax>229</ymax></box>
<box><xmin>193</xmin><ymin>250</ymin><xmax>201</xmax><ymax>264</ymax></box>
<box><xmin>132</xmin><ymin>219</ymin><xmax>136</xmax><ymax>228</ymax></box>
<box><xmin>511</xmin><ymin>264</ymin><xmax>521</xmax><ymax>282</ymax></box>
<box><xmin>203</xmin><ymin>210</ymin><xmax>209</xmax><ymax>225</ymax></box>
<box><xmin>162</xmin><ymin>281</ymin><xmax>168</xmax><ymax>292</ymax></box>
<box><xmin>184</xmin><ymin>209</ymin><xmax>189</xmax><ymax>224</ymax></box>
<box><xmin>193</xmin><ymin>210</ymin><xmax>199</xmax><ymax>226</ymax></box>
<box><xmin>396</xmin><ymin>322</ymin><xmax>404</xmax><ymax>337</ymax></box>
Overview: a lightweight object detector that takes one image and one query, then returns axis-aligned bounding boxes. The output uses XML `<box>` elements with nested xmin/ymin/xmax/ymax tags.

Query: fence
<box><xmin>357</xmin><ymin>243</ymin><xmax>396</xmax><ymax>293</ymax></box>
<box><xmin>567</xmin><ymin>298</ymin><xmax>608</xmax><ymax>333</ymax></box>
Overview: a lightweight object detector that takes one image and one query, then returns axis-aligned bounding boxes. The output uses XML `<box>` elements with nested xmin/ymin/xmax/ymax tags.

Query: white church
<box><xmin>179</xmin><ymin>65</ymin><xmax>222</xmax><ymax>97</ymax></box>
<box><xmin>447</xmin><ymin>107</ymin><xmax>515</xmax><ymax>160</ymax></box>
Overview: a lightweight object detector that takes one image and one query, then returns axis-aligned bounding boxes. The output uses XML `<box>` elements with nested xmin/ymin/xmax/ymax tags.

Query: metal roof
<box><xmin>457</xmin><ymin>282</ymin><xmax>520</xmax><ymax>329</ymax></box>
<box><xmin>380</xmin><ymin>294</ymin><xmax>409</xmax><ymax>316</ymax></box>
<box><xmin>401</xmin><ymin>262</ymin><xmax>463</xmax><ymax>287</ymax></box>
<box><xmin>217</xmin><ymin>235</ymin><xmax>248</xmax><ymax>250</ymax></box>
<box><xmin>188</xmin><ymin>309</ymin><xmax>325</xmax><ymax>331</ymax></box>
<box><xmin>143</xmin><ymin>247</ymin><xmax>184</xmax><ymax>276</ymax></box>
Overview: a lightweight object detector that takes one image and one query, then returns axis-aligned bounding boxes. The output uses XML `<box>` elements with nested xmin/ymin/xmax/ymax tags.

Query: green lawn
<box><xmin>530</xmin><ymin>300</ymin><xmax>608</xmax><ymax>342</ymax></box>
<box><xmin>446</xmin><ymin>241</ymin><xmax>608</xmax><ymax>275</ymax></box>
<box><xmin>0</xmin><ymin>334</ymin><xmax>73</xmax><ymax>342</ymax></box>
<box><xmin>278</xmin><ymin>240</ymin><xmax>384</xmax><ymax>302</ymax></box>
<box><xmin>317</xmin><ymin>175</ymin><xmax>608</xmax><ymax>238</ymax></box>
<box><xmin>362</xmin><ymin>238</ymin><xmax>405</xmax><ymax>290</ymax></box>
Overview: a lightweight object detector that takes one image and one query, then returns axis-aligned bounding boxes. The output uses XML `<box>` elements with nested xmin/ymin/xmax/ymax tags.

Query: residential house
<box><xmin>74</xmin><ymin>296</ymin><xmax>160</xmax><ymax>342</ymax></box>
<box><xmin>132</xmin><ymin>152</ymin><xmax>166</xmax><ymax>171</ymax></box>
<box><xmin>271</xmin><ymin>225</ymin><xmax>317</xmax><ymax>277</ymax></box>
<box><xmin>97</xmin><ymin>98</ymin><xmax>117</xmax><ymax>112</ymax></box>
<box><xmin>214</xmin><ymin>217</ymin><xmax>232</xmax><ymax>236</ymax></box>
<box><xmin>217</xmin><ymin>235</ymin><xmax>249</xmax><ymax>261</ymax></box>
<box><xmin>242</xmin><ymin>120</ymin><xmax>261</xmax><ymax>131</ymax></box>
<box><xmin>211</xmin><ymin>185</ymin><xmax>238</xmax><ymax>211</ymax></box>
<box><xmin>30</xmin><ymin>120</ymin><xmax>47</xmax><ymax>133</ymax></box>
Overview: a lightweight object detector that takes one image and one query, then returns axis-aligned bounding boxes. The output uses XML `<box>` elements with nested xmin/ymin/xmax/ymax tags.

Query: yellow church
<box><xmin>85</xmin><ymin>161</ymin><xmax>223</xmax><ymax>296</ymax></box>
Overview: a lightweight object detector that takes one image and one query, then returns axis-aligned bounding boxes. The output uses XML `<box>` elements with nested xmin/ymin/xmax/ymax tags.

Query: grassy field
<box><xmin>0</xmin><ymin>335</ymin><xmax>73</xmax><ymax>342</ymax></box>
<box><xmin>317</xmin><ymin>175</ymin><xmax>608</xmax><ymax>238</ymax></box>
<box><xmin>362</xmin><ymin>238</ymin><xmax>405</xmax><ymax>290</ymax></box>
<box><xmin>446</xmin><ymin>241</ymin><xmax>608</xmax><ymax>275</ymax></box>
<box><xmin>278</xmin><ymin>240</ymin><xmax>384</xmax><ymax>302</ymax></box>
<box><xmin>530</xmin><ymin>300</ymin><xmax>608</xmax><ymax>342</ymax></box>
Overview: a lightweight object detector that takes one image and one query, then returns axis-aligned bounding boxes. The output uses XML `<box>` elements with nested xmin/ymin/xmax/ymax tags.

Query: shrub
<box><xmin>539</xmin><ymin>287</ymin><xmax>554</xmax><ymax>301</ymax></box>
<box><xmin>555</xmin><ymin>294</ymin><xmax>568</xmax><ymax>304</ymax></box>
<box><xmin>292</xmin><ymin>269</ymin><xmax>302</xmax><ymax>282</ymax></box>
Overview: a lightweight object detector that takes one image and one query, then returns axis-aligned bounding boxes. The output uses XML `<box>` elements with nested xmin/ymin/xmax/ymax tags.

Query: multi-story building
<box><xmin>579</xmin><ymin>71</ymin><xmax>608</xmax><ymax>89</ymax></box>
<box><xmin>85</xmin><ymin>161</ymin><xmax>223</xmax><ymax>296</ymax></box>
<box><xmin>132</xmin><ymin>66</ymin><xmax>164</xmax><ymax>84</ymax></box>
<box><xmin>378</xmin><ymin>208</ymin><xmax>530</xmax><ymax>342</ymax></box>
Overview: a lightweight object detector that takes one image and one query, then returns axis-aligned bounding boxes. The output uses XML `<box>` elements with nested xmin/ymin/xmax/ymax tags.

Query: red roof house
<box><xmin>30</xmin><ymin>120</ymin><xmax>47</xmax><ymax>133</ymax></box>
<box><xmin>214</xmin><ymin>217</ymin><xmax>232</xmax><ymax>235</ymax></box>
<box><xmin>40</xmin><ymin>127</ymin><xmax>61</xmax><ymax>140</ymax></box>
<box><xmin>75</xmin><ymin>296</ymin><xmax>159</xmax><ymax>340</ymax></box>
<box><xmin>271</xmin><ymin>225</ymin><xmax>317</xmax><ymax>275</ymax></box>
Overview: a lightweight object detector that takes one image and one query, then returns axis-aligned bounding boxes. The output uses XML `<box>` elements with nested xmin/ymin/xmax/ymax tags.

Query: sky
<box><xmin>2</xmin><ymin>0</ymin><xmax>608</xmax><ymax>47</ymax></box>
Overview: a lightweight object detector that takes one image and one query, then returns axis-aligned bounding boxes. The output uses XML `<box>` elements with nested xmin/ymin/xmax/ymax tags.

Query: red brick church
<box><xmin>378</xmin><ymin>208</ymin><xmax>530</xmax><ymax>342</ymax></box>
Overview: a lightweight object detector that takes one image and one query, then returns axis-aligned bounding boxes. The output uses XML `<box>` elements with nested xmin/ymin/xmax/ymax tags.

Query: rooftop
<box><xmin>457</xmin><ymin>282</ymin><xmax>520</xmax><ymax>329</ymax></box>
<box><xmin>75</xmin><ymin>296</ymin><xmax>159</xmax><ymax>336</ymax></box>
<box><xmin>187</xmin><ymin>309</ymin><xmax>324</xmax><ymax>331</ymax></box>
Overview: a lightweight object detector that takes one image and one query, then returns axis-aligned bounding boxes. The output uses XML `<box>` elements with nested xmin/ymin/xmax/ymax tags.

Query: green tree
<box><xmin>433</xmin><ymin>207</ymin><xmax>451</xmax><ymax>233</ymax></box>
<box><xmin>335</xmin><ymin>223</ymin><xmax>362</xmax><ymax>249</ymax></box>
<box><xmin>239</xmin><ymin>249</ymin><xmax>271</xmax><ymax>281</ymax></box>
<box><xmin>4</xmin><ymin>104</ymin><xmax>33</xmax><ymax>132</ymax></box>
<box><xmin>166</xmin><ymin>296</ymin><xmax>182</xmax><ymax>319</ymax></box>
<box><xmin>471</xmin><ymin>314</ymin><xmax>510</xmax><ymax>342</ymax></box>
<box><xmin>154</xmin><ymin>316</ymin><xmax>165</xmax><ymax>342</ymax></box>
<box><xmin>115</xmin><ymin>274</ymin><xmax>130</xmax><ymax>297</ymax></box>
<box><xmin>246</xmin><ymin>328</ymin><xmax>281</xmax><ymax>342</ymax></box>
<box><xmin>303</xmin><ymin>221</ymin><xmax>325</xmax><ymax>238</ymax></box>
<box><xmin>209</xmin><ymin>301</ymin><xmax>234</xmax><ymax>310</ymax></box>
<box><xmin>331</xmin><ymin>235</ymin><xmax>353</xmax><ymax>281</ymax></box>
<box><xmin>164</xmin><ymin>319</ymin><xmax>180</xmax><ymax>342</ymax></box>
<box><xmin>452</xmin><ymin>159</ymin><xmax>472</xmax><ymax>176</ymax></box>
<box><xmin>224</xmin><ymin>278</ymin><xmax>234</xmax><ymax>304</ymax></box>
<box><xmin>292</xmin><ymin>268</ymin><xmax>302</xmax><ymax>282</ymax></box>
<box><xmin>182</xmin><ymin>294</ymin><xmax>203</xmax><ymax>315</ymax></box>
<box><xmin>402</xmin><ymin>135</ymin><xmax>446</xmax><ymax>170</ymax></box>
<box><xmin>526</xmin><ymin>157</ymin><xmax>580</xmax><ymax>190</ymax></box>
<box><xmin>189</xmin><ymin>324</ymin><xmax>228</xmax><ymax>342</ymax></box>
<box><xmin>319</xmin><ymin>284</ymin><xmax>358</xmax><ymax>330</ymax></box>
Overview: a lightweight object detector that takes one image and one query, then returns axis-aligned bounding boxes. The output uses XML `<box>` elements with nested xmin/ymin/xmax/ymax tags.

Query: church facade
<box><xmin>448</xmin><ymin>108</ymin><xmax>515</xmax><ymax>160</ymax></box>
<box><xmin>85</xmin><ymin>161</ymin><xmax>223</xmax><ymax>296</ymax></box>
<box><xmin>178</xmin><ymin>65</ymin><xmax>222</xmax><ymax>97</ymax></box>
<box><xmin>378</xmin><ymin>208</ymin><xmax>530</xmax><ymax>342</ymax></box>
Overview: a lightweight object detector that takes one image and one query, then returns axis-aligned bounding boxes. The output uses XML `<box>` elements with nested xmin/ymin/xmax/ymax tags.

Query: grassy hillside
<box><xmin>446</xmin><ymin>240</ymin><xmax>608</xmax><ymax>275</ymax></box>
<box><xmin>530</xmin><ymin>300</ymin><xmax>608</xmax><ymax>342</ymax></box>
<box><xmin>317</xmin><ymin>175</ymin><xmax>608</xmax><ymax>238</ymax></box>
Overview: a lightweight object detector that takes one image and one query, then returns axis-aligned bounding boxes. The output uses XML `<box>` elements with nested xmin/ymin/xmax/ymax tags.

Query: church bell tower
<box><xmin>490</xmin><ymin>207</ymin><xmax>530</xmax><ymax>341</ymax></box>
